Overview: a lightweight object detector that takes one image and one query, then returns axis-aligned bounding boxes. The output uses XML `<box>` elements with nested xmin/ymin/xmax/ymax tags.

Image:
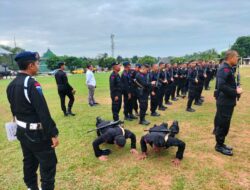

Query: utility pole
<box><xmin>111</xmin><ymin>34</ymin><xmax>115</xmax><ymax>57</ymax></box>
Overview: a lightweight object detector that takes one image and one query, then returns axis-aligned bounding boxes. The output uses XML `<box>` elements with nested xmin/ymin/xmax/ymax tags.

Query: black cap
<box><xmin>111</xmin><ymin>62</ymin><xmax>119</xmax><ymax>67</ymax></box>
<box><xmin>135</xmin><ymin>63</ymin><xmax>142</xmax><ymax>68</ymax></box>
<box><xmin>15</xmin><ymin>51</ymin><xmax>40</xmax><ymax>63</ymax></box>
<box><xmin>153</xmin><ymin>135</ymin><xmax>165</xmax><ymax>147</ymax></box>
<box><xmin>123</xmin><ymin>61</ymin><xmax>131</xmax><ymax>67</ymax></box>
<box><xmin>115</xmin><ymin>135</ymin><xmax>126</xmax><ymax>147</ymax></box>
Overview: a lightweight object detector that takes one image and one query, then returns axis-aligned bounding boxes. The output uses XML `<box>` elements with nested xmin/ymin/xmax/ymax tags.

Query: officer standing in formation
<box><xmin>135</xmin><ymin>64</ymin><xmax>156</xmax><ymax>125</ymax></box>
<box><xmin>55</xmin><ymin>62</ymin><xmax>76</xmax><ymax>116</ymax></box>
<box><xmin>109</xmin><ymin>62</ymin><xmax>122</xmax><ymax>121</ymax></box>
<box><xmin>214</xmin><ymin>50</ymin><xmax>242</xmax><ymax>156</ymax></box>
<box><xmin>121</xmin><ymin>61</ymin><xmax>137</xmax><ymax>121</ymax></box>
<box><xmin>6</xmin><ymin>51</ymin><xmax>59</xmax><ymax>190</ymax></box>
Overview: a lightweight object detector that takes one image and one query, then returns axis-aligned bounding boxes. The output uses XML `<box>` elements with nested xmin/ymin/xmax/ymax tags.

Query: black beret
<box><xmin>135</xmin><ymin>63</ymin><xmax>142</xmax><ymax>68</ymax></box>
<box><xmin>57</xmin><ymin>62</ymin><xmax>65</xmax><ymax>68</ymax></box>
<box><xmin>123</xmin><ymin>61</ymin><xmax>131</xmax><ymax>67</ymax></box>
<box><xmin>15</xmin><ymin>51</ymin><xmax>40</xmax><ymax>63</ymax></box>
<box><xmin>111</xmin><ymin>62</ymin><xmax>119</xmax><ymax>67</ymax></box>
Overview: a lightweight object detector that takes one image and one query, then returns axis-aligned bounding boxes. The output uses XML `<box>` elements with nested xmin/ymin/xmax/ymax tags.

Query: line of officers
<box><xmin>109</xmin><ymin>60</ymin><xmax>218</xmax><ymax>125</ymax></box>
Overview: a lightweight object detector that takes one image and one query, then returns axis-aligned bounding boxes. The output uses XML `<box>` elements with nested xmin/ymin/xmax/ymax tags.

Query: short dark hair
<box><xmin>17</xmin><ymin>60</ymin><xmax>35</xmax><ymax>70</ymax></box>
<box><xmin>224</xmin><ymin>50</ymin><xmax>238</xmax><ymax>60</ymax></box>
<box><xmin>87</xmin><ymin>64</ymin><xmax>92</xmax><ymax>69</ymax></box>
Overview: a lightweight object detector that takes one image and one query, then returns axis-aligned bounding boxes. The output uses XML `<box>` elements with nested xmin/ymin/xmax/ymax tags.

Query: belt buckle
<box><xmin>37</xmin><ymin>123</ymin><xmax>42</xmax><ymax>130</ymax></box>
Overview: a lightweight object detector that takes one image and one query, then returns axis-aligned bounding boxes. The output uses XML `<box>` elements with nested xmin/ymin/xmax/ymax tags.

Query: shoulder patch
<box><xmin>34</xmin><ymin>82</ymin><xmax>43</xmax><ymax>95</ymax></box>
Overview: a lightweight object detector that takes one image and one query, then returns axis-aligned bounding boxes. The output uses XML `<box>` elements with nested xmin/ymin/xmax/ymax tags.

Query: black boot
<box><xmin>139</xmin><ymin>119</ymin><xmax>150</xmax><ymax>125</ymax></box>
<box><xmin>129</xmin><ymin>114</ymin><xmax>138</xmax><ymax>119</ymax></box>
<box><xmin>151</xmin><ymin>112</ymin><xmax>160</xmax><ymax>116</ymax></box>
<box><xmin>124</xmin><ymin>115</ymin><xmax>133</xmax><ymax>121</ymax></box>
<box><xmin>68</xmin><ymin>107</ymin><xmax>76</xmax><ymax>116</ymax></box>
<box><xmin>186</xmin><ymin>108</ymin><xmax>195</xmax><ymax>112</ymax></box>
<box><xmin>215</xmin><ymin>144</ymin><xmax>233</xmax><ymax>156</ymax></box>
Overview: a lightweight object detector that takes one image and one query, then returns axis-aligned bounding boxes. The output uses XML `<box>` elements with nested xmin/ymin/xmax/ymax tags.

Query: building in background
<box><xmin>39</xmin><ymin>49</ymin><xmax>56</xmax><ymax>73</ymax></box>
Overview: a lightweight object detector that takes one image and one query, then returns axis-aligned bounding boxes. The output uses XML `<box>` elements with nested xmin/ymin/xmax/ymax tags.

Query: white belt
<box><xmin>16</xmin><ymin>119</ymin><xmax>42</xmax><ymax>130</ymax></box>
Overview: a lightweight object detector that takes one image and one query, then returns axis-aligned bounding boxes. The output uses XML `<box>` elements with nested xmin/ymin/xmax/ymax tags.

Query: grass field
<box><xmin>0</xmin><ymin>68</ymin><xmax>250</xmax><ymax>190</ymax></box>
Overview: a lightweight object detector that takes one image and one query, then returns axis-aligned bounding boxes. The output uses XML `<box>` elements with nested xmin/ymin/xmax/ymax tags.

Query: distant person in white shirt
<box><xmin>86</xmin><ymin>65</ymin><xmax>98</xmax><ymax>106</ymax></box>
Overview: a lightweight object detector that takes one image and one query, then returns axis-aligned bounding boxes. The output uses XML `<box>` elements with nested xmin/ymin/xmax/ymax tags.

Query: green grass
<box><xmin>0</xmin><ymin>68</ymin><xmax>250</xmax><ymax>190</ymax></box>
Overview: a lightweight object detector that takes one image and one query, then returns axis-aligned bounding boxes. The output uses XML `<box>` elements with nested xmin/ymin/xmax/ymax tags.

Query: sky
<box><xmin>0</xmin><ymin>0</ymin><xmax>249</xmax><ymax>58</ymax></box>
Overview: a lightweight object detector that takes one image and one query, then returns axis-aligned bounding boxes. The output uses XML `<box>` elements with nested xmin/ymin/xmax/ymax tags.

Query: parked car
<box><xmin>72</xmin><ymin>68</ymin><xmax>84</xmax><ymax>74</ymax></box>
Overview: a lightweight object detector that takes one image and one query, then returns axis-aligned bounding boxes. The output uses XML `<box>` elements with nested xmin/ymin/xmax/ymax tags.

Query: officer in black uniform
<box><xmin>214</xmin><ymin>50</ymin><xmax>242</xmax><ymax>156</ymax></box>
<box><xmin>135</xmin><ymin>64</ymin><xmax>156</xmax><ymax>125</ymax></box>
<box><xmin>6</xmin><ymin>51</ymin><xmax>59</xmax><ymax>190</ymax></box>
<box><xmin>171</xmin><ymin>64</ymin><xmax>179</xmax><ymax>101</ymax></box>
<box><xmin>55</xmin><ymin>62</ymin><xmax>75</xmax><ymax>116</ymax></box>
<box><xmin>92</xmin><ymin>117</ymin><xmax>138</xmax><ymax>161</ymax></box>
<box><xmin>158</xmin><ymin>62</ymin><xmax>168</xmax><ymax>110</ymax></box>
<box><xmin>130</xmin><ymin>63</ymin><xmax>141</xmax><ymax>116</ymax></box>
<box><xmin>164</xmin><ymin>64</ymin><xmax>173</xmax><ymax>105</ymax></box>
<box><xmin>194</xmin><ymin>62</ymin><xmax>205</xmax><ymax>106</ymax></box>
<box><xmin>109</xmin><ymin>62</ymin><xmax>122</xmax><ymax>121</ymax></box>
<box><xmin>139</xmin><ymin>122</ymin><xmax>185</xmax><ymax>167</ymax></box>
<box><xmin>149</xmin><ymin>63</ymin><xmax>161</xmax><ymax>116</ymax></box>
<box><xmin>130</xmin><ymin>64</ymin><xmax>140</xmax><ymax>115</ymax></box>
<box><xmin>186</xmin><ymin>62</ymin><xmax>198</xmax><ymax>112</ymax></box>
<box><xmin>121</xmin><ymin>61</ymin><xmax>137</xmax><ymax>121</ymax></box>
<box><xmin>204</xmin><ymin>62</ymin><xmax>212</xmax><ymax>90</ymax></box>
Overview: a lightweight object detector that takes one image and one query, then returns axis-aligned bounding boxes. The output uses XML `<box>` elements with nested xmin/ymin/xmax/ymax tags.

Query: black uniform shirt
<box><xmin>121</xmin><ymin>70</ymin><xmax>132</xmax><ymax>94</ymax></box>
<box><xmin>55</xmin><ymin>70</ymin><xmax>73</xmax><ymax>92</ymax></box>
<box><xmin>109</xmin><ymin>71</ymin><xmax>122</xmax><ymax>97</ymax></box>
<box><xmin>6</xmin><ymin>73</ymin><xmax>58</xmax><ymax>138</ymax></box>
<box><xmin>216</xmin><ymin>62</ymin><xmax>237</xmax><ymax>106</ymax></box>
<box><xmin>135</xmin><ymin>72</ymin><xmax>152</xmax><ymax>92</ymax></box>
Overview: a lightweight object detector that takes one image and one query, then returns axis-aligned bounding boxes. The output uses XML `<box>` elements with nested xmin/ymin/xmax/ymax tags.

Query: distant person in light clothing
<box><xmin>86</xmin><ymin>65</ymin><xmax>98</xmax><ymax>106</ymax></box>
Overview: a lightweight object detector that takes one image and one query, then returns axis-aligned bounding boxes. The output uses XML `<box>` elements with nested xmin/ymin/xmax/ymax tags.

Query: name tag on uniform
<box><xmin>5</xmin><ymin>122</ymin><xmax>17</xmax><ymax>141</ymax></box>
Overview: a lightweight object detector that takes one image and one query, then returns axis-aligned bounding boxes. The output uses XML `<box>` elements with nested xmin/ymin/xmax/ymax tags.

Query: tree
<box><xmin>104</xmin><ymin>57</ymin><xmax>116</xmax><ymax>69</ymax></box>
<box><xmin>46</xmin><ymin>55</ymin><xmax>62</xmax><ymax>70</ymax></box>
<box><xmin>116</xmin><ymin>55</ymin><xmax>123</xmax><ymax>64</ymax></box>
<box><xmin>131</xmin><ymin>55</ymin><xmax>139</xmax><ymax>63</ymax></box>
<box><xmin>138</xmin><ymin>56</ymin><xmax>157</xmax><ymax>65</ymax></box>
<box><xmin>0</xmin><ymin>45</ymin><xmax>25</xmax><ymax>70</ymax></box>
<box><xmin>231</xmin><ymin>36</ymin><xmax>250</xmax><ymax>57</ymax></box>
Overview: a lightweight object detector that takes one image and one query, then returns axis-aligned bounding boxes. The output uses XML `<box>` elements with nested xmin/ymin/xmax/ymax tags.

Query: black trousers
<box><xmin>171</xmin><ymin>84</ymin><xmax>177</xmax><ymax>99</ymax></box>
<box><xmin>123</xmin><ymin>92</ymin><xmax>133</xmax><ymax>116</ymax></box>
<box><xmin>158</xmin><ymin>86</ymin><xmax>165</xmax><ymax>107</ymax></box>
<box><xmin>111</xmin><ymin>94</ymin><xmax>122</xmax><ymax>121</ymax></box>
<box><xmin>195</xmin><ymin>85</ymin><xmax>203</xmax><ymax>103</ymax></box>
<box><xmin>58</xmin><ymin>90</ymin><xmax>75</xmax><ymax>113</ymax></box>
<box><xmin>165</xmin><ymin>84</ymin><xmax>172</xmax><ymax>103</ymax></box>
<box><xmin>165</xmin><ymin>136</ymin><xmax>186</xmax><ymax>160</ymax></box>
<box><xmin>132</xmin><ymin>90</ymin><xmax>139</xmax><ymax>114</ymax></box>
<box><xmin>150</xmin><ymin>91</ymin><xmax>158</xmax><ymax>113</ymax></box>
<box><xmin>187</xmin><ymin>89</ymin><xmax>197</xmax><ymax>108</ymax></box>
<box><xmin>204</xmin><ymin>77</ymin><xmax>211</xmax><ymax>89</ymax></box>
<box><xmin>177</xmin><ymin>80</ymin><xmax>183</xmax><ymax>96</ymax></box>
<box><xmin>139</xmin><ymin>93</ymin><xmax>149</xmax><ymax>121</ymax></box>
<box><xmin>16</xmin><ymin>127</ymin><xmax>57</xmax><ymax>190</ymax></box>
<box><xmin>214</xmin><ymin>105</ymin><xmax>235</xmax><ymax>145</ymax></box>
